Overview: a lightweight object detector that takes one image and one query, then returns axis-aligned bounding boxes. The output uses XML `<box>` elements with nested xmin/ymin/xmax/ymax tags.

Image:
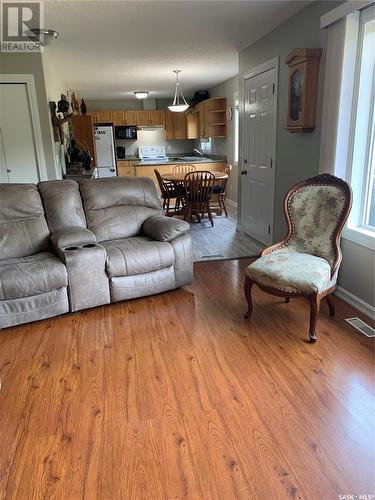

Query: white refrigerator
<box><xmin>94</xmin><ymin>125</ymin><xmax>117</xmax><ymax>177</ymax></box>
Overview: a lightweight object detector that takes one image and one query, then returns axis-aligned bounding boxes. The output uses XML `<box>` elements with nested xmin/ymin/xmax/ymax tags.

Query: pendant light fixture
<box><xmin>168</xmin><ymin>70</ymin><xmax>189</xmax><ymax>112</ymax></box>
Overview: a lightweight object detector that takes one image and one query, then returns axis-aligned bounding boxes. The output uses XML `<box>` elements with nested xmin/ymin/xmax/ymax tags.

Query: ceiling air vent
<box><xmin>345</xmin><ymin>317</ymin><xmax>375</xmax><ymax>337</ymax></box>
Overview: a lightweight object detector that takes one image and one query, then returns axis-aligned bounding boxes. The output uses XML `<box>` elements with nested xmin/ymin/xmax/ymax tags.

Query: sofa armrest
<box><xmin>51</xmin><ymin>226</ymin><xmax>97</xmax><ymax>250</ymax></box>
<box><xmin>142</xmin><ymin>215</ymin><xmax>190</xmax><ymax>242</ymax></box>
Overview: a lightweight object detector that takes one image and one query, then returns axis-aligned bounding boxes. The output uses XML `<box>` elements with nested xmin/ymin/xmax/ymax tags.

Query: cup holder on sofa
<box><xmin>64</xmin><ymin>246</ymin><xmax>78</xmax><ymax>251</ymax></box>
<box><xmin>82</xmin><ymin>243</ymin><xmax>97</xmax><ymax>248</ymax></box>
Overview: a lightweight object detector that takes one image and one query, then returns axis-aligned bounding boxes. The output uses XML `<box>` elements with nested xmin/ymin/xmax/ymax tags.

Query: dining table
<box><xmin>162</xmin><ymin>170</ymin><xmax>228</xmax><ymax>182</ymax></box>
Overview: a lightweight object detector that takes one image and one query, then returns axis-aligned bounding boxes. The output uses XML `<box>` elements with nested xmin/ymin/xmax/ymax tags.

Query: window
<box><xmin>234</xmin><ymin>91</ymin><xmax>239</xmax><ymax>164</ymax></box>
<box><xmin>345</xmin><ymin>5</ymin><xmax>375</xmax><ymax>244</ymax></box>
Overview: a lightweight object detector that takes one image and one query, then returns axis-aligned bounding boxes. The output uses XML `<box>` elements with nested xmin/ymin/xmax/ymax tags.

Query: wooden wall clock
<box><xmin>285</xmin><ymin>48</ymin><xmax>322</xmax><ymax>132</ymax></box>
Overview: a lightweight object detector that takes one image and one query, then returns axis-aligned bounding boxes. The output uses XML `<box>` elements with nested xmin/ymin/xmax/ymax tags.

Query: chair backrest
<box><xmin>184</xmin><ymin>171</ymin><xmax>215</xmax><ymax>204</ymax></box>
<box><xmin>38</xmin><ymin>179</ymin><xmax>87</xmax><ymax>233</ymax></box>
<box><xmin>219</xmin><ymin>164</ymin><xmax>233</xmax><ymax>193</ymax></box>
<box><xmin>224</xmin><ymin>164</ymin><xmax>232</xmax><ymax>176</ymax></box>
<box><xmin>154</xmin><ymin>169</ymin><xmax>168</xmax><ymax>198</ymax></box>
<box><xmin>0</xmin><ymin>183</ymin><xmax>50</xmax><ymax>260</ymax></box>
<box><xmin>173</xmin><ymin>164</ymin><xmax>196</xmax><ymax>175</ymax></box>
<box><xmin>283</xmin><ymin>173</ymin><xmax>352</xmax><ymax>270</ymax></box>
<box><xmin>79</xmin><ymin>177</ymin><xmax>162</xmax><ymax>242</ymax></box>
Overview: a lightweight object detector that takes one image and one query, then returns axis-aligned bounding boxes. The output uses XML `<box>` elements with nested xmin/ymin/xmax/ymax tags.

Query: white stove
<box><xmin>138</xmin><ymin>145</ymin><xmax>168</xmax><ymax>164</ymax></box>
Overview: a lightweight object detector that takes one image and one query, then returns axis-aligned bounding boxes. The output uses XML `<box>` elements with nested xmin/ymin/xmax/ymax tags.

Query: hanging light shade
<box><xmin>168</xmin><ymin>70</ymin><xmax>189</xmax><ymax>112</ymax></box>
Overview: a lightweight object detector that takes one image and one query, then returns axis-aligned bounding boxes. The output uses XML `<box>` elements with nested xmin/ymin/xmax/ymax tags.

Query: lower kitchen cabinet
<box><xmin>117</xmin><ymin>160</ymin><xmax>135</xmax><ymax>176</ymax></box>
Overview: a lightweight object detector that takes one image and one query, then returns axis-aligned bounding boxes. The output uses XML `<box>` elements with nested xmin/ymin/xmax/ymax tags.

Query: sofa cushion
<box><xmin>0</xmin><ymin>184</ymin><xmax>50</xmax><ymax>259</ymax></box>
<box><xmin>245</xmin><ymin>251</ymin><xmax>335</xmax><ymax>294</ymax></box>
<box><xmin>142</xmin><ymin>215</ymin><xmax>190</xmax><ymax>242</ymax></box>
<box><xmin>38</xmin><ymin>180</ymin><xmax>87</xmax><ymax>232</ymax></box>
<box><xmin>102</xmin><ymin>236</ymin><xmax>175</xmax><ymax>278</ymax></box>
<box><xmin>79</xmin><ymin>177</ymin><xmax>162</xmax><ymax>242</ymax></box>
<box><xmin>0</xmin><ymin>252</ymin><xmax>68</xmax><ymax>300</ymax></box>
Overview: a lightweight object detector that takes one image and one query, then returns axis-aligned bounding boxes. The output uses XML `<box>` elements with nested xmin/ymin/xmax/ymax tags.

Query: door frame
<box><xmin>239</xmin><ymin>57</ymin><xmax>279</xmax><ymax>242</ymax></box>
<box><xmin>0</xmin><ymin>74</ymin><xmax>48</xmax><ymax>181</ymax></box>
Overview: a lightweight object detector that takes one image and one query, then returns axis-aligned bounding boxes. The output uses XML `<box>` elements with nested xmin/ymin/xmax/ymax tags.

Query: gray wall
<box><xmin>206</xmin><ymin>75</ymin><xmax>239</xmax><ymax>203</ymax></box>
<box><xmin>0</xmin><ymin>53</ymin><xmax>57</xmax><ymax>180</ymax></box>
<box><xmin>239</xmin><ymin>0</ymin><xmax>374</xmax><ymax>308</ymax></box>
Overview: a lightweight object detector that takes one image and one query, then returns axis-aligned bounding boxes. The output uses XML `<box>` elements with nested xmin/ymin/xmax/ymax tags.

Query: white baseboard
<box><xmin>225</xmin><ymin>198</ymin><xmax>238</xmax><ymax>208</ymax></box>
<box><xmin>334</xmin><ymin>286</ymin><xmax>374</xmax><ymax>319</ymax></box>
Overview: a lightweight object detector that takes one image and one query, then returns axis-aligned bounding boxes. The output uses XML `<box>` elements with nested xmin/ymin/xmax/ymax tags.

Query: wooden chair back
<box><xmin>184</xmin><ymin>170</ymin><xmax>215</xmax><ymax>204</ymax></box>
<box><xmin>154</xmin><ymin>169</ymin><xmax>168</xmax><ymax>198</ymax></box>
<box><xmin>173</xmin><ymin>164</ymin><xmax>197</xmax><ymax>175</ymax></box>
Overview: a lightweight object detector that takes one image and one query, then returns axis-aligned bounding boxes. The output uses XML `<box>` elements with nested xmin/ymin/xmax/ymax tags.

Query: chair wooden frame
<box><xmin>212</xmin><ymin>164</ymin><xmax>232</xmax><ymax>217</ymax></box>
<box><xmin>244</xmin><ymin>173</ymin><xmax>352</xmax><ymax>343</ymax></box>
<box><xmin>183</xmin><ymin>170</ymin><xmax>216</xmax><ymax>226</ymax></box>
<box><xmin>154</xmin><ymin>169</ymin><xmax>185</xmax><ymax>216</ymax></box>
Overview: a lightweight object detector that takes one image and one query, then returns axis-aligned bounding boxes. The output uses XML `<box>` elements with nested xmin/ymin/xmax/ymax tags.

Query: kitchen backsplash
<box><xmin>115</xmin><ymin>128</ymin><xmax>199</xmax><ymax>157</ymax></box>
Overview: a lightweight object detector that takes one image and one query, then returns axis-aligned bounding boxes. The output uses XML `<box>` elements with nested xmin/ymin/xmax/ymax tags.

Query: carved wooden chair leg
<box><xmin>244</xmin><ymin>278</ymin><xmax>254</xmax><ymax>319</ymax></box>
<box><xmin>325</xmin><ymin>294</ymin><xmax>335</xmax><ymax>317</ymax></box>
<box><xmin>309</xmin><ymin>294</ymin><xmax>321</xmax><ymax>343</ymax></box>
<box><xmin>285</xmin><ymin>297</ymin><xmax>290</xmax><ymax>303</ymax></box>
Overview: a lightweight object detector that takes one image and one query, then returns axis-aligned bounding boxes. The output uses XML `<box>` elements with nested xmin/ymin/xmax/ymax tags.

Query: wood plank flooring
<box><xmin>0</xmin><ymin>259</ymin><xmax>374</xmax><ymax>500</ymax></box>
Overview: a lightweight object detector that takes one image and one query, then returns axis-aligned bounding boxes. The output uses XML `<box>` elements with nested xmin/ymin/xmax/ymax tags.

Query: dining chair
<box><xmin>244</xmin><ymin>173</ymin><xmax>352</xmax><ymax>343</ymax></box>
<box><xmin>173</xmin><ymin>164</ymin><xmax>197</xmax><ymax>176</ymax></box>
<box><xmin>154</xmin><ymin>169</ymin><xmax>185</xmax><ymax>216</ymax></box>
<box><xmin>212</xmin><ymin>164</ymin><xmax>232</xmax><ymax>217</ymax></box>
<box><xmin>184</xmin><ymin>170</ymin><xmax>216</xmax><ymax>226</ymax></box>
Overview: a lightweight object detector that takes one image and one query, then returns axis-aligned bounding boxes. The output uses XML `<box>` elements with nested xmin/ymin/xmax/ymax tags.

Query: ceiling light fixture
<box><xmin>134</xmin><ymin>91</ymin><xmax>149</xmax><ymax>99</ymax></box>
<box><xmin>168</xmin><ymin>70</ymin><xmax>189</xmax><ymax>112</ymax></box>
<box><xmin>27</xmin><ymin>28</ymin><xmax>59</xmax><ymax>46</ymax></box>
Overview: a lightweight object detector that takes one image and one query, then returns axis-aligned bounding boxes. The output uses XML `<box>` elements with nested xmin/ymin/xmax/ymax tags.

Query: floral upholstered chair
<box><xmin>244</xmin><ymin>174</ymin><xmax>352</xmax><ymax>342</ymax></box>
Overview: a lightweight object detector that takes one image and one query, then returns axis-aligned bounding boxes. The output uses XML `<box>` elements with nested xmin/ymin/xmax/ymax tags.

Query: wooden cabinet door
<box><xmin>124</xmin><ymin>110</ymin><xmax>137</xmax><ymax>125</ymax></box>
<box><xmin>197</xmin><ymin>102</ymin><xmax>208</xmax><ymax>138</ymax></box>
<box><xmin>112</xmin><ymin>111</ymin><xmax>125</xmax><ymax>125</ymax></box>
<box><xmin>149</xmin><ymin>110</ymin><xmax>165</xmax><ymax>126</ymax></box>
<box><xmin>165</xmin><ymin>111</ymin><xmax>174</xmax><ymax>139</ymax></box>
<box><xmin>71</xmin><ymin>115</ymin><xmax>97</xmax><ymax>166</ymax></box>
<box><xmin>136</xmin><ymin>111</ymin><xmax>150</xmax><ymax>126</ymax></box>
<box><xmin>173</xmin><ymin>112</ymin><xmax>186</xmax><ymax>139</ymax></box>
<box><xmin>186</xmin><ymin>111</ymin><xmax>199</xmax><ymax>139</ymax></box>
<box><xmin>94</xmin><ymin>110</ymin><xmax>113</xmax><ymax>123</ymax></box>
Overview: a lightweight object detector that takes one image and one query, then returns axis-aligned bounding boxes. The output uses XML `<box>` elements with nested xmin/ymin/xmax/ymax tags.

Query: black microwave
<box><xmin>115</xmin><ymin>125</ymin><xmax>137</xmax><ymax>140</ymax></box>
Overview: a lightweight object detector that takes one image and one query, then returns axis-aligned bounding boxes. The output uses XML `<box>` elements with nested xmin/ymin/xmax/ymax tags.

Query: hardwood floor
<box><xmin>0</xmin><ymin>259</ymin><xmax>374</xmax><ymax>499</ymax></box>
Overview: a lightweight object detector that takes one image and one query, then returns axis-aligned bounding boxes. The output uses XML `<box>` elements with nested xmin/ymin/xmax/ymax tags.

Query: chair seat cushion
<box><xmin>245</xmin><ymin>251</ymin><xmax>335</xmax><ymax>294</ymax></box>
<box><xmin>0</xmin><ymin>252</ymin><xmax>68</xmax><ymax>300</ymax></box>
<box><xmin>102</xmin><ymin>236</ymin><xmax>175</xmax><ymax>278</ymax></box>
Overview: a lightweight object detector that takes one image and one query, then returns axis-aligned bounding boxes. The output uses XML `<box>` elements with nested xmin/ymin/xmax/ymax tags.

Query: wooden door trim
<box><xmin>240</xmin><ymin>57</ymin><xmax>279</xmax><ymax>241</ymax></box>
<box><xmin>0</xmin><ymin>74</ymin><xmax>49</xmax><ymax>181</ymax></box>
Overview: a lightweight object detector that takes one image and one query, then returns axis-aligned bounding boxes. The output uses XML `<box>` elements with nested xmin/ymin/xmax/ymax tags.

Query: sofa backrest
<box><xmin>38</xmin><ymin>179</ymin><xmax>87</xmax><ymax>233</ymax></box>
<box><xmin>0</xmin><ymin>183</ymin><xmax>50</xmax><ymax>259</ymax></box>
<box><xmin>79</xmin><ymin>177</ymin><xmax>162</xmax><ymax>242</ymax></box>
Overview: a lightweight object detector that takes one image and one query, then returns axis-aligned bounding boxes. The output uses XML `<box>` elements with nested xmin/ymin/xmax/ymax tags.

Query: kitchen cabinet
<box><xmin>117</xmin><ymin>160</ymin><xmax>135</xmax><ymax>177</ymax></box>
<box><xmin>197</xmin><ymin>98</ymin><xmax>227</xmax><ymax>138</ymax></box>
<box><xmin>164</xmin><ymin>111</ymin><xmax>186</xmax><ymax>139</ymax></box>
<box><xmin>71</xmin><ymin>115</ymin><xmax>97</xmax><ymax>166</ymax></box>
<box><xmin>186</xmin><ymin>110</ymin><xmax>199</xmax><ymax>139</ymax></box>
<box><xmin>124</xmin><ymin>110</ymin><xmax>137</xmax><ymax>125</ymax></box>
<box><xmin>94</xmin><ymin>110</ymin><xmax>113</xmax><ymax>123</ymax></box>
<box><xmin>136</xmin><ymin>110</ymin><xmax>165</xmax><ymax>126</ymax></box>
<box><xmin>112</xmin><ymin>111</ymin><xmax>124</xmax><ymax>125</ymax></box>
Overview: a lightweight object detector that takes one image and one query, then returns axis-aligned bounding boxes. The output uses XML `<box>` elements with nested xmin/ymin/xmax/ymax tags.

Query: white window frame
<box><xmin>343</xmin><ymin>4</ymin><xmax>375</xmax><ymax>250</ymax></box>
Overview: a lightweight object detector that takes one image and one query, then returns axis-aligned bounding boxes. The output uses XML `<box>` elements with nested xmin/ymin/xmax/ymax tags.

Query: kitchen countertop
<box><xmin>132</xmin><ymin>158</ymin><xmax>226</xmax><ymax>166</ymax></box>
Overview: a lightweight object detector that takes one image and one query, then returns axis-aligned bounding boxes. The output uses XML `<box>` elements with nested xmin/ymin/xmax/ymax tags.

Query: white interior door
<box><xmin>0</xmin><ymin>83</ymin><xmax>40</xmax><ymax>183</ymax></box>
<box><xmin>242</xmin><ymin>67</ymin><xmax>276</xmax><ymax>245</ymax></box>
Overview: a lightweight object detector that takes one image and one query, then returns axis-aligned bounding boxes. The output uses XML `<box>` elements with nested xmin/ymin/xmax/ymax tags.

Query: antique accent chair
<box><xmin>244</xmin><ymin>174</ymin><xmax>352</xmax><ymax>342</ymax></box>
<box><xmin>183</xmin><ymin>170</ymin><xmax>215</xmax><ymax>226</ymax></box>
<box><xmin>154</xmin><ymin>169</ymin><xmax>185</xmax><ymax>215</ymax></box>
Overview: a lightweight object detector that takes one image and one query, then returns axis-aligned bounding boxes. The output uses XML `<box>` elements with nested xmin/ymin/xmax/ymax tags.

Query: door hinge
<box><xmin>268</xmin><ymin>225</ymin><xmax>271</xmax><ymax>235</ymax></box>
<box><xmin>272</xmin><ymin>83</ymin><xmax>275</xmax><ymax>94</ymax></box>
<box><xmin>270</xmin><ymin>158</ymin><xmax>273</xmax><ymax>168</ymax></box>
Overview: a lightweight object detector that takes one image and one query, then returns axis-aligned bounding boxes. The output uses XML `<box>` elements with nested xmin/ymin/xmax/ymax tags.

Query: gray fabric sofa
<box><xmin>0</xmin><ymin>177</ymin><xmax>193</xmax><ymax>329</ymax></box>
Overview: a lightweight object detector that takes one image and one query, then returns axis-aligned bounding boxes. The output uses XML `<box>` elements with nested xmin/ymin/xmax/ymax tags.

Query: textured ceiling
<box><xmin>44</xmin><ymin>0</ymin><xmax>311</xmax><ymax>99</ymax></box>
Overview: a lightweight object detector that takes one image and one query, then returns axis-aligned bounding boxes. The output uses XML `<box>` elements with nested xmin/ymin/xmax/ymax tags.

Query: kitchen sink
<box><xmin>178</xmin><ymin>156</ymin><xmax>207</xmax><ymax>162</ymax></box>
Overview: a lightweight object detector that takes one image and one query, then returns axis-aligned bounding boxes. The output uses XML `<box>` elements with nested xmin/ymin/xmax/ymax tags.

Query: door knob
<box><xmin>6</xmin><ymin>169</ymin><xmax>11</xmax><ymax>173</ymax></box>
<box><xmin>241</xmin><ymin>170</ymin><xmax>248</xmax><ymax>175</ymax></box>
<box><xmin>243</xmin><ymin>159</ymin><xmax>248</xmax><ymax>164</ymax></box>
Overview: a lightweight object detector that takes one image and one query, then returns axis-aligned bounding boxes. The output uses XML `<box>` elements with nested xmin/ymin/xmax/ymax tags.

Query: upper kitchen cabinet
<box><xmin>112</xmin><ymin>111</ymin><xmax>125</xmax><ymax>125</ymax></box>
<box><xmin>186</xmin><ymin>110</ymin><xmax>199</xmax><ymax>139</ymax></box>
<box><xmin>124</xmin><ymin>110</ymin><xmax>137</xmax><ymax>125</ymax></box>
<box><xmin>94</xmin><ymin>110</ymin><xmax>113</xmax><ymax>123</ymax></box>
<box><xmin>136</xmin><ymin>110</ymin><xmax>165</xmax><ymax>126</ymax></box>
<box><xmin>164</xmin><ymin>111</ymin><xmax>186</xmax><ymax>139</ymax></box>
<box><xmin>197</xmin><ymin>97</ymin><xmax>227</xmax><ymax>138</ymax></box>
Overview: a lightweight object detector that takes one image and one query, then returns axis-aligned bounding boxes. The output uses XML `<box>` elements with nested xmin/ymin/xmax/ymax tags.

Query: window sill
<box><xmin>343</xmin><ymin>226</ymin><xmax>375</xmax><ymax>250</ymax></box>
